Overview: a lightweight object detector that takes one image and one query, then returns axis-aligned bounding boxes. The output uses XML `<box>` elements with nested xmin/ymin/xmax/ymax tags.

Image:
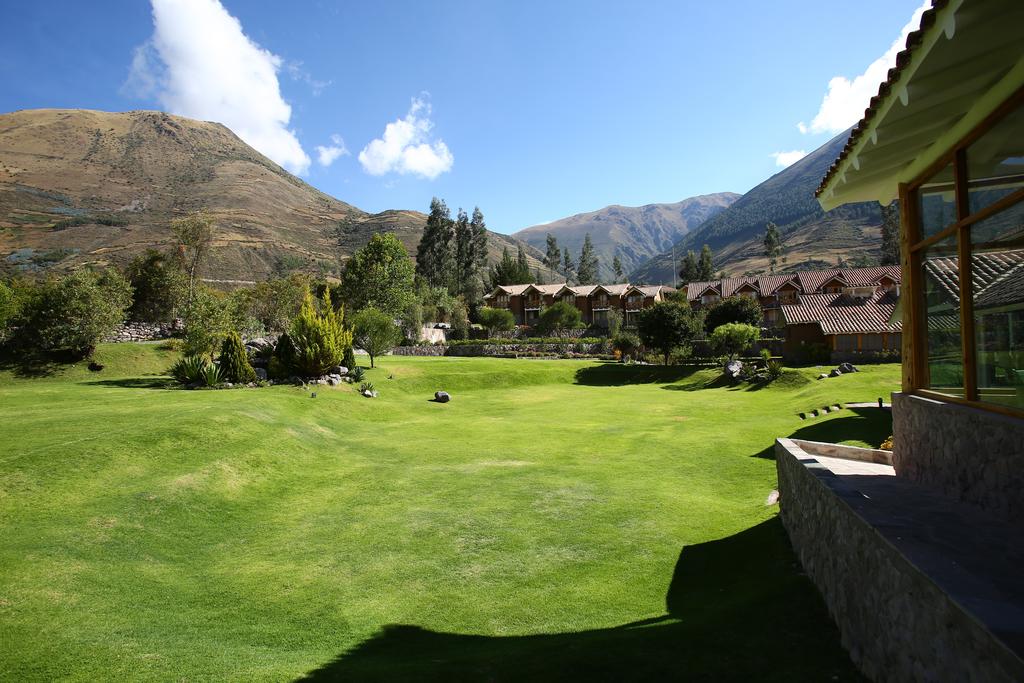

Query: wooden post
<box><xmin>954</xmin><ymin>148</ymin><xmax>977</xmax><ymax>401</ymax></box>
<box><xmin>898</xmin><ymin>183</ymin><xmax>920</xmax><ymax>392</ymax></box>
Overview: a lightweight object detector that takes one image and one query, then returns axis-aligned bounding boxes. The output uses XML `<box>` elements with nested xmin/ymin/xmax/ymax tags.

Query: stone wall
<box><xmin>892</xmin><ymin>392</ymin><xmax>1024</xmax><ymax>525</ymax></box>
<box><xmin>391</xmin><ymin>346</ymin><xmax>447</xmax><ymax>357</ymax></box>
<box><xmin>775</xmin><ymin>438</ymin><xmax>1024</xmax><ymax>682</ymax></box>
<box><xmin>104</xmin><ymin>320</ymin><xmax>183</xmax><ymax>343</ymax></box>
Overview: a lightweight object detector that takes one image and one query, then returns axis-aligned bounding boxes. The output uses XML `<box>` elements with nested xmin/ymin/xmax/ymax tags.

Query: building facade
<box><xmin>483</xmin><ymin>283</ymin><xmax>675</xmax><ymax>327</ymax></box>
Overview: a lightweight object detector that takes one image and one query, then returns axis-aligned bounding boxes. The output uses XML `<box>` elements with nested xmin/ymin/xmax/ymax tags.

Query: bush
<box><xmin>478</xmin><ymin>307</ymin><xmax>515</xmax><ymax>337</ymax></box>
<box><xmin>289</xmin><ymin>288</ymin><xmax>354</xmax><ymax>377</ymax></box>
<box><xmin>611</xmin><ymin>331</ymin><xmax>641</xmax><ymax>362</ymax></box>
<box><xmin>767</xmin><ymin>359</ymin><xmax>784</xmax><ymax>380</ymax></box>
<box><xmin>637</xmin><ymin>301</ymin><xmax>704</xmax><ymax>365</ymax></box>
<box><xmin>703</xmin><ymin>295</ymin><xmax>763</xmax><ymax>333</ymax></box>
<box><xmin>352</xmin><ymin>307</ymin><xmax>401</xmax><ymax>368</ymax></box>
<box><xmin>449</xmin><ymin>300</ymin><xmax>470</xmax><ymax>340</ymax></box>
<box><xmin>182</xmin><ymin>288</ymin><xmax>231</xmax><ymax>359</ymax></box>
<box><xmin>0</xmin><ymin>281</ymin><xmax>19</xmax><ymax>344</ymax></box>
<box><xmin>350</xmin><ymin>366</ymin><xmax>366</xmax><ymax>382</ymax></box>
<box><xmin>709</xmin><ymin>322</ymin><xmax>760</xmax><ymax>360</ymax></box>
<box><xmin>170</xmin><ymin>355</ymin><xmax>208</xmax><ymax>384</ymax></box>
<box><xmin>126</xmin><ymin>249</ymin><xmax>186</xmax><ymax>322</ymax></box>
<box><xmin>13</xmin><ymin>268</ymin><xmax>132</xmax><ymax>359</ymax></box>
<box><xmin>343</xmin><ymin>345</ymin><xmax>357</xmax><ymax>371</ymax></box>
<box><xmin>218</xmin><ymin>331</ymin><xmax>257</xmax><ymax>383</ymax></box>
<box><xmin>201</xmin><ymin>362</ymin><xmax>225</xmax><ymax>388</ymax></box>
<box><xmin>269</xmin><ymin>332</ymin><xmax>297</xmax><ymax>379</ymax></box>
<box><xmin>446</xmin><ymin>337</ymin><xmax>602</xmax><ymax>346</ymax></box>
<box><xmin>534</xmin><ymin>301</ymin><xmax>582</xmax><ymax>335</ymax></box>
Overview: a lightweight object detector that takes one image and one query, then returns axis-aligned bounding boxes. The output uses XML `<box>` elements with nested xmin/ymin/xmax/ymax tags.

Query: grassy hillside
<box><xmin>513</xmin><ymin>193</ymin><xmax>738</xmax><ymax>281</ymax></box>
<box><xmin>631</xmin><ymin>130</ymin><xmax>884</xmax><ymax>282</ymax></box>
<box><xmin>0</xmin><ymin>109</ymin><xmax>545</xmax><ymax>281</ymax></box>
<box><xmin>0</xmin><ymin>345</ymin><xmax>898</xmax><ymax>680</ymax></box>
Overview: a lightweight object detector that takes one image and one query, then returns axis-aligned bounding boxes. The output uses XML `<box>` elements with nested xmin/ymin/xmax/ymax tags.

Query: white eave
<box><xmin>818</xmin><ymin>0</ymin><xmax>1024</xmax><ymax>210</ymax></box>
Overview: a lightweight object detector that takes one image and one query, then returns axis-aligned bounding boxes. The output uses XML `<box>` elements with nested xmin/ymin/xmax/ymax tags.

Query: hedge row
<box><xmin>447</xmin><ymin>336</ymin><xmax>603</xmax><ymax>346</ymax></box>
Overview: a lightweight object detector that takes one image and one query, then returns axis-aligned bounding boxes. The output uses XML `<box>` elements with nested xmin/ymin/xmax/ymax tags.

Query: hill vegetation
<box><xmin>630</xmin><ymin>130</ymin><xmax>885</xmax><ymax>283</ymax></box>
<box><xmin>0</xmin><ymin>109</ymin><xmax>544</xmax><ymax>282</ymax></box>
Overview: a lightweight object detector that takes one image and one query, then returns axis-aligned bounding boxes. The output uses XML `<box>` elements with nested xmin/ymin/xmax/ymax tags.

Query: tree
<box><xmin>710</xmin><ymin>322</ymin><xmax>760</xmax><ymax>360</ymax></box>
<box><xmin>764</xmin><ymin>222</ymin><xmax>783</xmax><ymax>273</ymax></box>
<box><xmin>352</xmin><ymin>307</ymin><xmax>400</xmax><ymax>369</ymax></box>
<box><xmin>698</xmin><ymin>244</ymin><xmax>714</xmax><ymax>281</ymax></box>
<box><xmin>242</xmin><ymin>273</ymin><xmax>310</xmax><ymax>333</ymax></box>
<box><xmin>516</xmin><ymin>246</ymin><xmax>530</xmax><ymax>283</ymax></box>
<box><xmin>880</xmin><ymin>201</ymin><xmax>901</xmax><ymax>266</ymax></box>
<box><xmin>342</xmin><ymin>233</ymin><xmax>415</xmax><ymax>318</ymax></box>
<box><xmin>125</xmin><ymin>249</ymin><xmax>187</xmax><ymax>322</ymax></box>
<box><xmin>416</xmin><ymin>197</ymin><xmax>455</xmax><ymax>290</ymax></box>
<box><xmin>703</xmin><ymin>295</ymin><xmax>763</xmax><ymax>333</ymax></box>
<box><xmin>612</xmin><ymin>254</ymin><xmax>624</xmax><ymax>283</ymax></box>
<box><xmin>611</xmin><ymin>331</ymin><xmax>641</xmax><ymax>362</ymax></box>
<box><xmin>218</xmin><ymin>331</ymin><xmax>257</xmax><ymax>383</ymax></box>
<box><xmin>453</xmin><ymin>207</ymin><xmax>489</xmax><ymax>302</ymax></box>
<box><xmin>478</xmin><ymin>307</ymin><xmax>515</xmax><ymax>337</ymax></box>
<box><xmin>636</xmin><ymin>301</ymin><xmax>704</xmax><ymax>365</ymax></box>
<box><xmin>172</xmin><ymin>212</ymin><xmax>214</xmax><ymax>306</ymax></box>
<box><xmin>577</xmin><ymin>233</ymin><xmax>599</xmax><ymax>285</ymax></box>
<box><xmin>289</xmin><ymin>288</ymin><xmax>353</xmax><ymax>377</ymax></box>
<box><xmin>15</xmin><ymin>268</ymin><xmax>132</xmax><ymax>359</ymax></box>
<box><xmin>488</xmin><ymin>247</ymin><xmax>531</xmax><ymax>286</ymax></box>
<box><xmin>0</xmin><ymin>280</ymin><xmax>20</xmax><ymax>344</ymax></box>
<box><xmin>562</xmin><ymin>250</ymin><xmax>575</xmax><ymax>280</ymax></box>
<box><xmin>679</xmin><ymin>250</ymin><xmax>699</xmax><ymax>285</ymax></box>
<box><xmin>544</xmin><ymin>234</ymin><xmax>562</xmax><ymax>281</ymax></box>
<box><xmin>450</xmin><ymin>299</ymin><xmax>470</xmax><ymax>340</ymax></box>
<box><xmin>535</xmin><ymin>301</ymin><xmax>582</xmax><ymax>335</ymax></box>
<box><xmin>182</xmin><ymin>287</ymin><xmax>232</xmax><ymax>359</ymax></box>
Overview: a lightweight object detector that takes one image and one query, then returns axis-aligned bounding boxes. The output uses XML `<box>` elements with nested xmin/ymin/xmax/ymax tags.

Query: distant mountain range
<box><xmin>629</xmin><ymin>129</ymin><xmax>884</xmax><ymax>284</ymax></box>
<box><xmin>512</xmin><ymin>193</ymin><xmax>738</xmax><ymax>281</ymax></box>
<box><xmin>0</xmin><ymin>109</ymin><xmax>545</xmax><ymax>281</ymax></box>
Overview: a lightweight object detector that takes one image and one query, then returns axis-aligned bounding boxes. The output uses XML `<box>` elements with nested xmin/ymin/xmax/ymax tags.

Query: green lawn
<box><xmin>0</xmin><ymin>345</ymin><xmax>897</xmax><ymax>681</ymax></box>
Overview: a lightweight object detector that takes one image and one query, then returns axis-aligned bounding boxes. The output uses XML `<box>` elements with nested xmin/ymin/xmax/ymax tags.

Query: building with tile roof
<box><xmin>483</xmin><ymin>282</ymin><xmax>675</xmax><ymax>327</ymax></box>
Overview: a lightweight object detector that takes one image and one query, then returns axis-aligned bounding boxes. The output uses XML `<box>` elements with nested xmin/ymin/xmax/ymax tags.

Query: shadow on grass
<box><xmin>83</xmin><ymin>376</ymin><xmax>175</xmax><ymax>389</ymax></box>
<box><xmin>0</xmin><ymin>351</ymin><xmax>63</xmax><ymax>378</ymax></box>
<box><xmin>296</xmin><ymin>518</ymin><xmax>862</xmax><ymax>682</ymax></box>
<box><xmin>573</xmin><ymin>362</ymin><xmax>706</xmax><ymax>387</ymax></box>
<box><xmin>787</xmin><ymin>408</ymin><xmax>892</xmax><ymax>448</ymax></box>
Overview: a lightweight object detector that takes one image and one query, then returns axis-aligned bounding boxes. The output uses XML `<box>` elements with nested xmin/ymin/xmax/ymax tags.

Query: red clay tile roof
<box><xmin>815</xmin><ymin>0</ymin><xmax>948</xmax><ymax>198</ymax></box>
<box><xmin>782</xmin><ymin>290</ymin><xmax>902</xmax><ymax>335</ymax></box>
<box><xmin>797</xmin><ymin>270</ymin><xmax>842</xmax><ymax>293</ymax></box>
<box><xmin>757</xmin><ymin>274</ymin><xmax>799</xmax><ymax>296</ymax></box>
<box><xmin>924</xmin><ymin>250</ymin><xmax>1024</xmax><ymax>303</ymax></box>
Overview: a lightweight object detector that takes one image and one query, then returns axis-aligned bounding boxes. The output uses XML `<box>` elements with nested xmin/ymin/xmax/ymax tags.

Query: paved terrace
<box><xmin>776</xmin><ymin>438</ymin><xmax>1024</xmax><ymax>681</ymax></box>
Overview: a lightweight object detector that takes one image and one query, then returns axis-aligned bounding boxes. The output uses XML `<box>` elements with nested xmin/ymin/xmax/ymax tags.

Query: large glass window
<box><xmin>921</xmin><ymin>236</ymin><xmax>963</xmax><ymax>396</ymax></box>
<box><xmin>917</xmin><ymin>163</ymin><xmax>957</xmax><ymax>238</ymax></box>
<box><xmin>909</xmin><ymin>95</ymin><xmax>1024</xmax><ymax>412</ymax></box>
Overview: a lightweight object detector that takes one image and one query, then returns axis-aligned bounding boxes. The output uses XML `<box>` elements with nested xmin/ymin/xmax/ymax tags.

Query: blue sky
<box><xmin>1</xmin><ymin>0</ymin><xmax>926</xmax><ymax>234</ymax></box>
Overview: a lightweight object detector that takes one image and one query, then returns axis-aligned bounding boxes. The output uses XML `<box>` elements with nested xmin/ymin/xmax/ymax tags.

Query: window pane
<box><xmin>967</xmin><ymin>105</ymin><xmax>1024</xmax><ymax>215</ymax></box>
<box><xmin>921</xmin><ymin>235</ymin><xmax>963</xmax><ymax>395</ymax></box>
<box><xmin>918</xmin><ymin>163</ymin><xmax>957</xmax><ymax>238</ymax></box>
<box><xmin>971</xmin><ymin>202</ymin><xmax>1024</xmax><ymax>411</ymax></box>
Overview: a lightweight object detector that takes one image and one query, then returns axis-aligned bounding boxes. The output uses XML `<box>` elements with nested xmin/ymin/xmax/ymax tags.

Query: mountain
<box><xmin>629</xmin><ymin>130</ymin><xmax>883</xmax><ymax>284</ymax></box>
<box><xmin>513</xmin><ymin>193</ymin><xmax>739</xmax><ymax>281</ymax></box>
<box><xmin>0</xmin><ymin>109</ymin><xmax>544</xmax><ymax>282</ymax></box>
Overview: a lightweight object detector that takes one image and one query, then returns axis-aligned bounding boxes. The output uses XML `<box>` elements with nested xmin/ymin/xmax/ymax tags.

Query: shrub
<box><xmin>359</xmin><ymin>381</ymin><xmax>375</xmax><ymax>395</ymax></box>
<box><xmin>449</xmin><ymin>300</ymin><xmax>470</xmax><ymax>340</ymax></box>
<box><xmin>201</xmin><ymin>362</ymin><xmax>225</xmax><ymax>387</ymax></box>
<box><xmin>607</xmin><ymin>308</ymin><xmax>623</xmax><ymax>336</ymax></box>
<box><xmin>0</xmin><ymin>281</ymin><xmax>19</xmax><ymax>344</ymax></box>
<box><xmin>269</xmin><ymin>332</ymin><xmax>297</xmax><ymax>379</ymax></box>
<box><xmin>880</xmin><ymin>435</ymin><xmax>894</xmax><ymax>450</ymax></box>
<box><xmin>289</xmin><ymin>288</ymin><xmax>354</xmax><ymax>377</ymax></box>
<box><xmin>170</xmin><ymin>355</ymin><xmax>209</xmax><ymax>384</ymax></box>
<box><xmin>534</xmin><ymin>301</ymin><xmax>582</xmax><ymax>335</ymax></box>
<box><xmin>352</xmin><ymin>307</ymin><xmax>401</xmax><ymax>368</ymax></box>
<box><xmin>13</xmin><ymin>268</ymin><xmax>132</xmax><ymax>359</ymax></box>
<box><xmin>350</xmin><ymin>366</ymin><xmax>366</xmax><ymax>382</ymax></box>
<box><xmin>709</xmin><ymin>322</ymin><xmax>760</xmax><ymax>360</ymax></box>
<box><xmin>477</xmin><ymin>307</ymin><xmax>515</xmax><ymax>337</ymax></box>
<box><xmin>611</xmin><ymin>331</ymin><xmax>641</xmax><ymax>362</ymax></box>
<box><xmin>182</xmin><ymin>288</ymin><xmax>231</xmax><ymax>359</ymax></box>
<box><xmin>343</xmin><ymin>345</ymin><xmax>357</xmax><ymax>371</ymax></box>
<box><xmin>703</xmin><ymin>295</ymin><xmax>763</xmax><ymax>333</ymax></box>
<box><xmin>760</xmin><ymin>348</ymin><xmax>772</xmax><ymax>364</ymax></box>
<box><xmin>218</xmin><ymin>331</ymin><xmax>257</xmax><ymax>383</ymax></box>
<box><xmin>767</xmin><ymin>359</ymin><xmax>784</xmax><ymax>380</ymax></box>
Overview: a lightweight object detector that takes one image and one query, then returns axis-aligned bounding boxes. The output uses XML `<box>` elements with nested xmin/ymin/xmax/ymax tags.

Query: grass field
<box><xmin>0</xmin><ymin>345</ymin><xmax>897</xmax><ymax>681</ymax></box>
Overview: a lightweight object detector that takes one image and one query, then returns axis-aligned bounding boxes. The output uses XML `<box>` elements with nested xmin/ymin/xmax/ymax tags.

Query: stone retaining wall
<box><xmin>892</xmin><ymin>392</ymin><xmax>1024</xmax><ymax>525</ymax></box>
<box><xmin>104</xmin><ymin>320</ymin><xmax>182</xmax><ymax>343</ymax></box>
<box><xmin>776</xmin><ymin>438</ymin><xmax>1024</xmax><ymax>681</ymax></box>
<box><xmin>391</xmin><ymin>346</ymin><xmax>447</xmax><ymax>356</ymax></box>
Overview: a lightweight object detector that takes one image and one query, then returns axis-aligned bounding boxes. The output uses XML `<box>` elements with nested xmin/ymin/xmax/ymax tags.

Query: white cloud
<box><xmin>316</xmin><ymin>134</ymin><xmax>349</xmax><ymax>167</ymax></box>
<box><xmin>799</xmin><ymin>1</ymin><xmax>931</xmax><ymax>135</ymax></box>
<box><xmin>126</xmin><ymin>0</ymin><xmax>311</xmax><ymax>175</ymax></box>
<box><xmin>771</xmin><ymin>150</ymin><xmax>808</xmax><ymax>168</ymax></box>
<box><xmin>358</xmin><ymin>97</ymin><xmax>454</xmax><ymax>179</ymax></box>
<box><xmin>286</xmin><ymin>60</ymin><xmax>331</xmax><ymax>96</ymax></box>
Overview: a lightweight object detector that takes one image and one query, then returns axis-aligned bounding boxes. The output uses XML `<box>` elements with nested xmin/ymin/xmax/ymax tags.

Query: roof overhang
<box><xmin>817</xmin><ymin>0</ymin><xmax>1024</xmax><ymax>210</ymax></box>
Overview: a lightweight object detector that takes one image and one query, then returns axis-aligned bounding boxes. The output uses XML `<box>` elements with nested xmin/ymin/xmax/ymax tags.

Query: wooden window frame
<box><xmin>902</xmin><ymin>86</ymin><xmax>1024</xmax><ymax>419</ymax></box>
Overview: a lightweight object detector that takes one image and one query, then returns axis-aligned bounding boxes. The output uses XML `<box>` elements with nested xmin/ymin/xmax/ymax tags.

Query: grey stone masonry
<box><xmin>892</xmin><ymin>392</ymin><xmax>1024</xmax><ymax>525</ymax></box>
<box><xmin>104</xmin><ymin>320</ymin><xmax>183</xmax><ymax>343</ymax></box>
<box><xmin>776</xmin><ymin>438</ymin><xmax>1024</xmax><ymax>682</ymax></box>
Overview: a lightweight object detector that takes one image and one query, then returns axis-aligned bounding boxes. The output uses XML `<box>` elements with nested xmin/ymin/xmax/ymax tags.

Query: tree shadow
<box><xmin>295</xmin><ymin>518</ymin><xmax>862</xmax><ymax>682</ymax></box>
<box><xmin>0</xmin><ymin>352</ymin><xmax>63</xmax><ymax>378</ymax></box>
<box><xmin>83</xmin><ymin>376</ymin><xmax>175</xmax><ymax>389</ymax></box>
<box><xmin>573</xmin><ymin>362</ymin><xmax>705</xmax><ymax>387</ymax></box>
<box><xmin>787</xmin><ymin>408</ymin><xmax>892</xmax><ymax>448</ymax></box>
